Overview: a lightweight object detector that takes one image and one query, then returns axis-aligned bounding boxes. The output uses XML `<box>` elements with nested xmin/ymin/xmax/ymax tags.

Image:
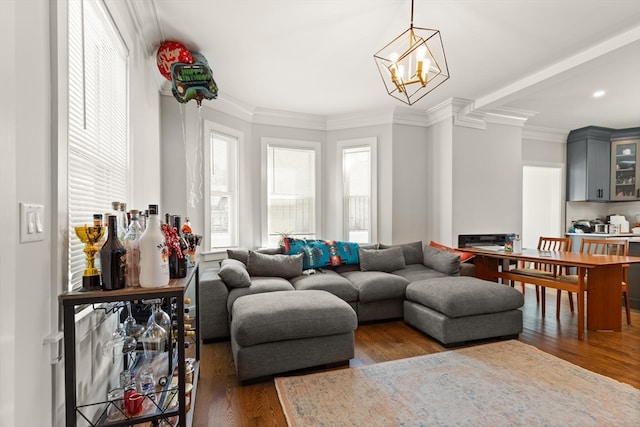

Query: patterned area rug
<box><xmin>275</xmin><ymin>340</ymin><xmax>640</xmax><ymax>426</ymax></box>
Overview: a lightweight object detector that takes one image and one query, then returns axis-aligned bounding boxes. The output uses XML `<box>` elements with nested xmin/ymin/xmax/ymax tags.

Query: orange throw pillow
<box><xmin>429</xmin><ymin>241</ymin><xmax>475</xmax><ymax>263</ymax></box>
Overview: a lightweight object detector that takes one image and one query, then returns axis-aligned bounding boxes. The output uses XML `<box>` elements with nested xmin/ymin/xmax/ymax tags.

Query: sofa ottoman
<box><xmin>404</xmin><ymin>276</ymin><xmax>524</xmax><ymax>347</ymax></box>
<box><xmin>230</xmin><ymin>290</ymin><xmax>358</xmax><ymax>383</ymax></box>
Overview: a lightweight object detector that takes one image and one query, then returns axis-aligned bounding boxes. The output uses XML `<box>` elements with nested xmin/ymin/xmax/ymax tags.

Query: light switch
<box><xmin>20</xmin><ymin>202</ymin><xmax>45</xmax><ymax>243</ymax></box>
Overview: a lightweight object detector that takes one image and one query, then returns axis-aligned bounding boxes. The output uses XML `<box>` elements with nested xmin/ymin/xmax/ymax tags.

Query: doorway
<box><xmin>522</xmin><ymin>165</ymin><xmax>563</xmax><ymax>249</ymax></box>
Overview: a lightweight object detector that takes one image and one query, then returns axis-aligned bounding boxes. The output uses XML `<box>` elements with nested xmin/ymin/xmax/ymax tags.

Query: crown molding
<box><xmin>124</xmin><ymin>0</ymin><xmax>163</xmax><ymax>57</ymax></box>
<box><xmin>522</xmin><ymin>125</ymin><xmax>569</xmax><ymax>144</ymax></box>
<box><xmin>326</xmin><ymin>109</ymin><xmax>396</xmax><ymax>131</ymax></box>
<box><xmin>252</xmin><ymin>108</ymin><xmax>327</xmax><ymax>131</ymax></box>
<box><xmin>452</xmin><ymin>99</ymin><xmax>536</xmax><ymax>129</ymax></box>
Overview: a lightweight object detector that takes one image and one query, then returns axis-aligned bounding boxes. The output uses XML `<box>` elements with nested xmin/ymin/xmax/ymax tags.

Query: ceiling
<box><xmin>146</xmin><ymin>0</ymin><xmax>640</xmax><ymax>132</ymax></box>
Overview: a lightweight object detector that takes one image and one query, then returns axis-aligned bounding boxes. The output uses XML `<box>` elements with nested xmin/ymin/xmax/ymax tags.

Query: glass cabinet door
<box><xmin>611</xmin><ymin>140</ymin><xmax>640</xmax><ymax>200</ymax></box>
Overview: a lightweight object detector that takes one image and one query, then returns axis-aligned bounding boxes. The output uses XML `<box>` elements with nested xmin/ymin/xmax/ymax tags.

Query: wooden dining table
<box><xmin>458</xmin><ymin>246</ymin><xmax>640</xmax><ymax>338</ymax></box>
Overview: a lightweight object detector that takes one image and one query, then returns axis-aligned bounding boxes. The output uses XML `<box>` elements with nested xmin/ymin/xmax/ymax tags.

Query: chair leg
<box><xmin>541</xmin><ymin>287</ymin><xmax>546</xmax><ymax>316</ymax></box>
<box><xmin>623</xmin><ymin>291</ymin><xmax>631</xmax><ymax>325</ymax></box>
<box><xmin>555</xmin><ymin>290</ymin><xmax>562</xmax><ymax>319</ymax></box>
<box><xmin>520</xmin><ymin>282</ymin><xmax>525</xmax><ymax>293</ymax></box>
<box><xmin>535</xmin><ymin>285</ymin><xmax>540</xmax><ymax>303</ymax></box>
<box><xmin>568</xmin><ymin>292</ymin><xmax>574</xmax><ymax>312</ymax></box>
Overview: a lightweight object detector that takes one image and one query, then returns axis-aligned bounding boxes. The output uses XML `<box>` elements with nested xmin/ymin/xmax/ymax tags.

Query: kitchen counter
<box><xmin>566</xmin><ymin>232</ymin><xmax>640</xmax><ymax>242</ymax></box>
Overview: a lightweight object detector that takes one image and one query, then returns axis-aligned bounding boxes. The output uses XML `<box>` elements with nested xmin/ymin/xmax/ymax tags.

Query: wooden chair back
<box><xmin>579</xmin><ymin>238</ymin><xmax>628</xmax><ymax>256</ymax></box>
<box><xmin>534</xmin><ymin>236</ymin><xmax>572</xmax><ymax>274</ymax></box>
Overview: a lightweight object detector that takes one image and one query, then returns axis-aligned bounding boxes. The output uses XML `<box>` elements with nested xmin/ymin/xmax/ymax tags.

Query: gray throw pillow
<box><xmin>247</xmin><ymin>251</ymin><xmax>303</xmax><ymax>279</ymax></box>
<box><xmin>227</xmin><ymin>248</ymin><xmax>249</xmax><ymax>265</ymax></box>
<box><xmin>227</xmin><ymin>247</ymin><xmax>284</xmax><ymax>265</ymax></box>
<box><xmin>218</xmin><ymin>258</ymin><xmax>251</xmax><ymax>288</ymax></box>
<box><xmin>423</xmin><ymin>245</ymin><xmax>460</xmax><ymax>276</ymax></box>
<box><xmin>359</xmin><ymin>247</ymin><xmax>406</xmax><ymax>272</ymax></box>
<box><xmin>379</xmin><ymin>241</ymin><xmax>423</xmax><ymax>265</ymax></box>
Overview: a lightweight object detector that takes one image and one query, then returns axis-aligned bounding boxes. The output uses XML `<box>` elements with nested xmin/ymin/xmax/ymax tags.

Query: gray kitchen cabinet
<box><xmin>567</xmin><ymin>126</ymin><xmax>613</xmax><ymax>201</ymax></box>
<box><xmin>610</xmin><ymin>127</ymin><xmax>640</xmax><ymax>201</ymax></box>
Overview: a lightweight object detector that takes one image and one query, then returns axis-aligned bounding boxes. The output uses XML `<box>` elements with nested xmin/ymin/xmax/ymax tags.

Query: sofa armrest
<box><xmin>460</xmin><ymin>262</ymin><xmax>475</xmax><ymax>277</ymax></box>
<box><xmin>199</xmin><ymin>268</ymin><xmax>231</xmax><ymax>341</ymax></box>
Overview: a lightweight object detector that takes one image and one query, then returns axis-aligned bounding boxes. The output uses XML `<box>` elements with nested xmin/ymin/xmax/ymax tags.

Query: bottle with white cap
<box><xmin>139</xmin><ymin>204</ymin><xmax>170</xmax><ymax>287</ymax></box>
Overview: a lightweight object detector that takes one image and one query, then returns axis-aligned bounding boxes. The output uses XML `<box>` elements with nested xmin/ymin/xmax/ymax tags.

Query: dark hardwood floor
<box><xmin>191</xmin><ymin>286</ymin><xmax>640</xmax><ymax>427</ymax></box>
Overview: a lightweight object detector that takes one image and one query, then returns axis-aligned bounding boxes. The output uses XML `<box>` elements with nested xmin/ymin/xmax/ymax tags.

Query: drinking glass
<box><xmin>141</xmin><ymin>309</ymin><xmax>166</xmax><ymax>358</ymax></box>
<box><xmin>102</xmin><ymin>324</ymin><xmax>137</xmax><ymax>358</ymax></box>
<box><xmin>123</xmin><ymin>301</ymin><xmax>144</xmax><ymax>338</ymax></box>
<box><xmin>147</xmin><ymin>300</ymin><xmax>171</xmax><ymax>336</ymax></box>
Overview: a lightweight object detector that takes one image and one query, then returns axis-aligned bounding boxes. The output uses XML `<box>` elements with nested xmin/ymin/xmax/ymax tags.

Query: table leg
<box><xmin>586</xmin><ymin>264</ymin><xmax>622</xmax><ymax>332</ymax></box>
<box><xmin>473</xmin><ymin>255</ymin><xmax>500</xmax><ymax>282</ymax></box>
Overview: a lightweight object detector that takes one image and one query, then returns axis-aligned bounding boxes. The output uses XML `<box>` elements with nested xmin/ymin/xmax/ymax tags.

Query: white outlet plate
<box><xmin>20</xmin><ymin>202</ymin><xmax>45</xmax><ymax>243</ymax></box>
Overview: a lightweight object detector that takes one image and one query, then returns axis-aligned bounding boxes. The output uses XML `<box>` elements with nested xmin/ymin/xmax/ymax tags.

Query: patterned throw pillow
<box><xmin>283</xmin><ymin>238</ymin><xmax>360</xmax><ymax>270</ymax></box>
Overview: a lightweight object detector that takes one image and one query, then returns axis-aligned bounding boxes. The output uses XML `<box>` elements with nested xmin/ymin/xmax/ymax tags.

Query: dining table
<box><xmin>458</xmin><ymin>246</ymin><xmax>640</xmax><ymax>338</ymax></box>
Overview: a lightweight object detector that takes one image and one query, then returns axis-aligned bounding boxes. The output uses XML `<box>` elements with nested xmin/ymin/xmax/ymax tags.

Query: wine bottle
<box><xmin>124</xmin><ymin>209</ymin><xmax>143</xmax><ymax>286</ymax></box>
<box><xmin>172</xmin><ymin>216</ymin><xmax>188</xmax><ymax>278</ymax></box>
<box><xmin>139</xmin><ymin>204</ymin><xmax>170</xmax><ymax>287</ymax></box>
<box><xmin>101</xmin><ymin>215</ymin><xmax>127</xmax><ymax>290</ymax></box>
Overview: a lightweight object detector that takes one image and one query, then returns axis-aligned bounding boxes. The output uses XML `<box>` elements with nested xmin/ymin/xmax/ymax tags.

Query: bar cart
<box><xmin>59</xmin><ymin>264</ymin><xmax>200</xmax><ymax>427</ymax></box>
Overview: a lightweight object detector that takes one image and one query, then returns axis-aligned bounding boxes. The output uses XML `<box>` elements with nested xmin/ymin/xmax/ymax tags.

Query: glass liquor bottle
<box><xmin>172</xmin><ymin>216</ymin><xmax>188</xmax><ymax>278</ymax></box>
<box><xmin>123</xmin><ymin>209</ymin><xmax>143</xmax><ymax>286</ymax></box>
<box><xmin>139</xmin><ymin>204</ymin><xmax>170</xmax><ymax>287</ymax></box>
<box><xmin>100</xmin><ymin>215</ymin><xmax>127</xmax><ymax>290</ymax></box>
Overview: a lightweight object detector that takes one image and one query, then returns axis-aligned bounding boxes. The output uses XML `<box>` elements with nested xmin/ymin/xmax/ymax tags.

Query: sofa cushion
<box><xmin>359</xmin><ymin>247</ymin><xmax>406</xmax><ymax>272</ymax></box>
<box><xmin>429</xmin><ymin>241</ymin><xmax>475</xmax><ymax>263</ymax></box>
<box><xmin>406</xmin><ymin>276</ymin><xmax>524</xmax><ymax>318</ymax></box>
<box><xmin>283</xmin><ymin>238</ymin><xmax>360</xmax><ymax>270</ymax></box>
<box><xmin>227</xmin><ymin>247</ymin><xmax>284</xmax><ymax>265</ymax></box>
<box><xmin>246</xmin><ymin>251</ymin><xmax>303</xmax><ymax>278</ymax></box>
<box><xmin>423</xmin><ymin>245</ymin><xmax>460</xmax><ymax>276</ymax></box>
<box><xmin>227</xmin><ymin>248</ymin><xmax>249</xmax><ymax>265</ymax></box>
<box><xmin>218</xmin><ymin>258</ymin><xmax>251</xmax><ymax>288</ymax></box>
<box><xmin>379</xmin><ymin>241</ymin><xmax>423</xmax><ymax>265</ymax></box>
<box><xmin>340</xmin><ymin>270</ymin><xmax>410</xmax><ymax>303</ymax></box>
<box><xmin>226</xmin><ymin>277</ymin><xmax>295</xmax><ymax>314</ymax></box>
<box><xmin>231</xmin><ymin>290</ymin><xmax>358</xmax><ymax>347</ymax></box>
<box><xmin>289</xmin><ymin>270</ymin><xmax>359</xmax><ymax>302</ymax></box>
<box><xmin>392</xmin><ymin>263</ymin><xmax>448</xmax><ymax>282</ymax></box>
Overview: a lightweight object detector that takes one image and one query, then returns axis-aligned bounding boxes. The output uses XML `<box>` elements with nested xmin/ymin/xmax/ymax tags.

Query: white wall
<box><xmin>452</xmin><ymin>122</ymin><xmax>523</xmax><ymax>241</ymax></box>
<box><xmin>391</xmin><ymin>124</ymin><xmax>430</xmax><ymax>245</ymax></box>
<box><xmin>0</xmin><ymin>1</ymin><xmax>163</xmax><ymax>425</ymax></box>
<box><xmin>1</xmin><ymin>2</ymin><xmax>52</xmax><ymax>426</ymax></box>
<box><xmin>425</xmin><ymin>118</ymin><xmax>454</xmax><ymax>246</ymax></box>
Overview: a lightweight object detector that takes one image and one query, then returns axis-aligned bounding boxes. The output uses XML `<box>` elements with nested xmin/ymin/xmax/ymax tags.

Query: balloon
<box><xmin>156</xmin><ymin>41</ymin><xmax>193</xmax><ymax>81</ymax></box>
<box><xmin>171</xmin><ymin>52</ymin><xmax>218</xmax><ymax>106</ymax></box>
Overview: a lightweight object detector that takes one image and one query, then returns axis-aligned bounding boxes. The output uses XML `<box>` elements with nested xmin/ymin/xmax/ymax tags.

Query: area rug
<box><xmin>274</xmin><ymin>340</ymin><xmax>640</xmax><ymax>426</ymax></box>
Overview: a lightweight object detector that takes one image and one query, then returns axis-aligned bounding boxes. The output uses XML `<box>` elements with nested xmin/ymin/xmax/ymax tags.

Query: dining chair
<box><xmin>557</xmin><ymin>238</ymin><xmax>631</xmax><ymax>325</ymax></box>
<box><xmin>509</xmin><ymin>236</ymin><xmax>572</xmax><ymax>316</ymax></box>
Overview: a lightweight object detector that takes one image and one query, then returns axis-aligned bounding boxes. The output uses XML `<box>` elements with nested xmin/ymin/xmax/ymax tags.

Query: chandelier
<box><xmin>373</xmin><ymin>0</ymin><xmax>450</xmax><ymax>106</ymax></box>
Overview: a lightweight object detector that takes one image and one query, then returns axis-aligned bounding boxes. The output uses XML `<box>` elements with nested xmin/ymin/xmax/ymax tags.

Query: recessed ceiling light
<box><xmin>593</xmin><ymin>90</ymin><xmax>606</xmax><ymax>98</ymax></box>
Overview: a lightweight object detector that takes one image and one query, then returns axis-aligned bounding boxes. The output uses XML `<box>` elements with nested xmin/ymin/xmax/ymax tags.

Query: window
<box><xmin>67</xmin><ymin>0</ymin><xmax>129</xmax><ymax>291</ymax></box>
<box><xmin>263</xmin><ymin>140</ymin><xmax>320</xmax><ymax>247</ymax></box>
<box><xmin>205</xmin><ymin>126</ymin><xmax>238</xmax><ymax>250</ymax></box>
<box><xmin>341</xmin><ymin>138</ymin><xmax>377</xmax><ymax>243</ymax></box>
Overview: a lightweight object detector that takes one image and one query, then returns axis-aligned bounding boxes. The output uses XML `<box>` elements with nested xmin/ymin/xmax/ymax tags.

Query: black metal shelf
<box><xmin>59</xmin><ymin>264</ymin><xmax>200</xmax><ymax>427</ymax></box>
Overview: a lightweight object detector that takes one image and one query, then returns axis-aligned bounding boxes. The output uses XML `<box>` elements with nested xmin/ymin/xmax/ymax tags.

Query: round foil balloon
<box><xmin>156</xmin><ymin>41</ymin><xmax>193</xmax><ymax>81</ymax></box>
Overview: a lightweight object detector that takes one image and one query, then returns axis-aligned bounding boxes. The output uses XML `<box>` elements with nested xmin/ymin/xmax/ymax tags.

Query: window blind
<box><xmin>67</xmin><ymin>0</ymin><xmax>128</xmax><ymax>290</ymax></box>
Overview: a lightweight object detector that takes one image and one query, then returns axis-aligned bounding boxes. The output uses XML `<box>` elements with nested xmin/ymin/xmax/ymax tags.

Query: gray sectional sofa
<box><xmin>199</xmin><ymin>240</ymin><xmax>525</xmax><ymax>382</ymax></box>
<box><xmin>200</xmin><ymin>241</ymin><xmax>479</xmax><ymax>341</ymax></box>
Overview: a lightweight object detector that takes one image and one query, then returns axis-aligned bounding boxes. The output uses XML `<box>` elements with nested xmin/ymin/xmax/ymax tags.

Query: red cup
<box><xmin>124</xmin><ymin>390</ymin><xmax>144</xmax><ymax>416</ymax></box>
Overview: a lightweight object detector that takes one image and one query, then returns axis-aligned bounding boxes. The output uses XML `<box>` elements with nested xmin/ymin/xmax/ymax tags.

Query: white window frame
<box><xmin>203</xmin><ymin>121</ymin><xmax>240</xmax><ymax>251</ymax></box>
<box><xmin>338</xmin><ymin>138</ymin><xmax>377</xmax><ymax>244</ymax></box>
<box><xmin>65</xmin><ymin>0</ymin><xmax>130</xmax><ymax>292</ymax></box>
<box><xmin>261</xmin><ymin>138</ymin><xmax>321</xmax><ymax>247</ymax></box>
